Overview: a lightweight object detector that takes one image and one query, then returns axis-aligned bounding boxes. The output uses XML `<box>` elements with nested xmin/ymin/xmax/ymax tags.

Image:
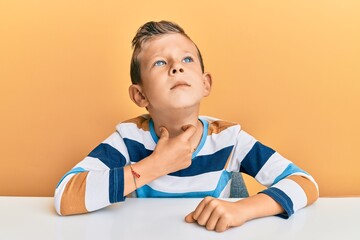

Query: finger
<box><xmin>194</xmin><ymin>197</ymin><xmax>217</xmax><ymax>226</ymax></box>
<box><xmin>205</xmin><ymin>209</ymin><xmax>221</xmax><ymax>231</ymax></box>
<box><xmin>196</xmin><ymin>199</ymin><xmax>219</xmax><ymax>226</ymax></box>
<box><xmin>184</xmin><ymin>212</ymin><xmax>196</xmax><ymax>223</ymax></box>
<box><xmin>159</xmin><ymin>126</ymin><xmax>169</xmax><ymax>139</ymax></box>
<box><xmin>191</xmin><ymin>197</ymin><xmax>212</xmax><ymax>221</ymax></box>
<box><xmin>215</xmin><ymin>216</ymin><xmax>231</xmax><ymax>233</ymax></box>
<box><xmin>179</xmin><ymin>124</ymin><xmax>197</xmax><ymax>140</ymax></box>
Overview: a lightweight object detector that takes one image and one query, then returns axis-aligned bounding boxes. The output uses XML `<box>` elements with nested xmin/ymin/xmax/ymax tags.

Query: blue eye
<box><xmin>183</xmin><ymin>57</ymin><xmax>193</xmax><ymax>63</ymax></box>
<box><xmin>154</xmin><ymin>60</ymin><xmax>166</xmax><ymax>66</ymax></box>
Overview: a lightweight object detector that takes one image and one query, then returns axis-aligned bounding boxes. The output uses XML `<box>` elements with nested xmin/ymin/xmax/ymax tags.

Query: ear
<box><xmin>129</xmin><ymin>84</ymin><xmax>149</xmax><ymax>108</ymax></box>
<box><xmin>202</xmin><ymin>72</ymin><xmax>212</xmax><ymax>97</ymax></box>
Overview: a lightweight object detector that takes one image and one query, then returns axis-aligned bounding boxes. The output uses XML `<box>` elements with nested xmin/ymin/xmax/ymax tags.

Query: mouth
<box><xmin>170</xmin><ymin>81</ymin><xmax>191</xmax><ymax>90</ymax></box>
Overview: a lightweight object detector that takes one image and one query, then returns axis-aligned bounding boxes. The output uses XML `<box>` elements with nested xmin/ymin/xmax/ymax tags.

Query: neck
<box><xmin>149</xmin><ymin>107</ymin><xmax>204</xmax><ymax>149</ymax></box>
<box><xmin>151</xmin><ymin>109</ymin><xmax>200</xmax><ymax>137</ymax></box>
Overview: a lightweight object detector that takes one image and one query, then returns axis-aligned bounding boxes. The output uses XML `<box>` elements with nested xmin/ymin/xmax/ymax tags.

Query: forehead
<box><xmin>138</xmin><ymin>33</ymin><xmax>198</xmax><ymax>60</ymax></box>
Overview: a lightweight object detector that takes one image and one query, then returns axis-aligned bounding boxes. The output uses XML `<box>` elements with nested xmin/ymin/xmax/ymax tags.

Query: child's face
<box><xmin>134</xmin><ymin>33</ymin><xmax>211</xmax><ymax>113</ymax></box>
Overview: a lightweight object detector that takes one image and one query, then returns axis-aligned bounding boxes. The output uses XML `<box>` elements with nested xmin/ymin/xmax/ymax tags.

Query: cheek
<box><xmin>143</xmin><ymin>84</ymin><xmax>164</xmax><ymax>100</ymax></box>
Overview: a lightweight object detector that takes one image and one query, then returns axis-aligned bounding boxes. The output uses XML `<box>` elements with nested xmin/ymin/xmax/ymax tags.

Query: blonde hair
<box><xmin>130</xmin><ymin>21</ymin><xmax>204</xmax><ymax>84</ymax></box>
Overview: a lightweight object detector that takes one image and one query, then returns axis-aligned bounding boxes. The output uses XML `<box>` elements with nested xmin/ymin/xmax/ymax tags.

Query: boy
<box><xmin>54</xmin><ymin>21</ymin><xmax>319</xmax><ymax>232</ymax></box>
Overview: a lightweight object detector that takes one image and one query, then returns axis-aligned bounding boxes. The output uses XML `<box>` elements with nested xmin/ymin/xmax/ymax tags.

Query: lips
<box><xmin>170</xmin><ymin>81</ymin><xmax>191</xmax><ymax>90</ymax></box>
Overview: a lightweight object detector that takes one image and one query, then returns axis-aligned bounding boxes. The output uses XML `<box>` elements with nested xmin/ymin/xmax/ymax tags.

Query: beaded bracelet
<box><xmin>129</xmin><ymin>165</ymin><xmax>140</xmax><ymax>189</ymax></box>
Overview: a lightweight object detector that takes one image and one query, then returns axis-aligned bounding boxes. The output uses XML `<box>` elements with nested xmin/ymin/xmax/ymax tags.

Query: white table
<box><xmin>0</xmin><ymin>197</ymin><xmax>359</xmax><ymax>240</ymax></box>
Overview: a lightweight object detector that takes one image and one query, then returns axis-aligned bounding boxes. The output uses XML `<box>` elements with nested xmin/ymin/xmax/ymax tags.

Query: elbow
<box><xmin>287</xmin><ymin>175</ymin><xmax>319</xmax><ymax>206</ymax></box>
<box><xmin>54</xmin><ymin>195</ymin><xmax>89</xmax><ymax>216</ymax></box>
<box><xmin>54</xmin><ymin>172</ymin><xmax>89</xmax><ymax>215</ymax></box>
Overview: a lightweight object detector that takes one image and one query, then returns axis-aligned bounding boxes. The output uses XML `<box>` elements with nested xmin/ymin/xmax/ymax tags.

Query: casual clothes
<box><xmin>55</xmin><ymin>115</ymin><xmax>318</xmax><ymax>216</ymax></box>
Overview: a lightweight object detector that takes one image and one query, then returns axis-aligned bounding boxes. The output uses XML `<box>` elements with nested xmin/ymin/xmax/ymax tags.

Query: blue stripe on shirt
<box><xmin>124</xmin><ymin>137</ymin><xmax>233</xmax><ymax>177</ymax></box>
<box><xmin>193</xmin><ymin>118</ymin><xmax>208</xmax><ymax>157</ymax></box>
<box><xmin>136</xmin><ymin>171</ymin><xmax>232</xmax><ymax>198</ymax></box>
<box><xmin>56</xmin><ymin>167</ymin><xmax>86</xmax><ymax>188</ymax></box>
<box><xmin>169</xmin><ymin>146</ymin><xmax>233</xmax><ymax>177</ymax></box>
<box><xmin>88</xmin><ymin>143</ymin><xmax>127</xmax><ymax>203</ymax></box>
<box><xmin>123</xmin><ymin>138</ymin><xmax>153</xmax><ymax>162</ymax></box>
<box><xmin>109</xmin><ymin>167</ymin><xmax>125</xmax><ymax>203</ymax></box>
<box><xmin>240</xmin><ymin>141</ymin><xmax>275</xmax><ymax>177</ymax></box>
<box><xmin>88</xmin><ymin>143</ymin><xmax>127</xmax><ymax>168</ymax></box>
<box><xmin>261</xmin><ymin>187</ymin><xmax>294</xmax><ymax>218</ymax></box>
<box><xmin>273</xmin><ymin>163</ymin><xmax>308</xmax><ymax>185</ymax></box>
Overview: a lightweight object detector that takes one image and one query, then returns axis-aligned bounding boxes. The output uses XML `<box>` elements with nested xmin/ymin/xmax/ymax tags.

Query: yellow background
<box><xmin>1</xmin><ymin>0</ymin><xmax>359</xmax><ymax>197</ymax></box>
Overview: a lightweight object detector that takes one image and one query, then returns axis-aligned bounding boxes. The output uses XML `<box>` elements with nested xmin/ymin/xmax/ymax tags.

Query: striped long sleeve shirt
<box><xmin>54</xmin><ymin>115</ymin><xmax>319</xmax><ymax>216</ymax></box>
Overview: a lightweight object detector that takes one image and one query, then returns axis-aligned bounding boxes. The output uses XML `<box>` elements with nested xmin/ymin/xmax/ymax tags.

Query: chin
<box><xmin>172</xmin><ymin>103</ymin><xmax>199</xmax><ymax>110</ymax></box>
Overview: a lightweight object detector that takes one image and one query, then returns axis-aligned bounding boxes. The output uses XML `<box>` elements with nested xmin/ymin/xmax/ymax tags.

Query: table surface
<box><xmin>0</xmin><ymin>197</ymin><xmax>359</xmax><ymax>240</ymax></box>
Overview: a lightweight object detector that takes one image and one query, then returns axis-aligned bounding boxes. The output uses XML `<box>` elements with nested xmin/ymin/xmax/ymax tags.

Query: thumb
<box><xmin>159</xmin><ymin>126</ymin><xmax>169</xmax><ymax>140</ymax></box>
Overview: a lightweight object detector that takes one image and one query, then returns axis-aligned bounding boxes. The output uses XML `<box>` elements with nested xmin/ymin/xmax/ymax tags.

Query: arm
<box><xmin>185</xmin><ymin>130</ymin><xmax>319</xmax><ymax>231</ymax></box>
<box><xmin>54</xmin><ymin>132</ymin><xmax>130</xmax><ymax>216</ymax></box>
<box><xmin>54</xmin><ymin>126</ymin><xmax>196</xmax><ymax>216</ymax></box>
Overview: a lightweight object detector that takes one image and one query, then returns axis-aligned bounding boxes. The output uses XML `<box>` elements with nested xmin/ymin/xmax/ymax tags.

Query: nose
<box><xmin>170</xmin><ymin>66</ymin><xmax>184</xmax><ymax>74</ymax></box>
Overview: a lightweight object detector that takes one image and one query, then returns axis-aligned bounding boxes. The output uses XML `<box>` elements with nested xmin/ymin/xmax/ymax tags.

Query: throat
<box><xmin>152</xmin><ymin>117</ymin><xmax>205</xmax><ymax>148</ymax></box>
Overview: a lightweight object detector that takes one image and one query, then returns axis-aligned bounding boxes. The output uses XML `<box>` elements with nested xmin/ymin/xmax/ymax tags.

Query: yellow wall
<box><xmin>1</xmin><ymin>1</ymin><xmax>359</xmax><ymax>197</ymax></box>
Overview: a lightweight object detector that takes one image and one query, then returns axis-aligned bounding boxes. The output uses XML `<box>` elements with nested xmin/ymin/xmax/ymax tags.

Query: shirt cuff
<box><xmin>260</xmin><ymin>187</ymin><xmax>294</xmax><ymax>218</ymax></box>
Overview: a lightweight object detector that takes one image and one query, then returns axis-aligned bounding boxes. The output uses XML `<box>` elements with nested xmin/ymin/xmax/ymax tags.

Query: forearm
<box><xmin>123</xmin><ymin>154</ymin><xmax>164</xmax><ymax>196</ymax></box>
<box><xmin>235</xmin><ymin>193</ymin><xmax>284</xmax><ymax>222</ymax></box>
<box><xmin>55</xmin><ymin>124</ymin><xmax>196</xmax><ymax>215</ymax></box>
<box><xmin>55</xmin><ymin>155</ymin><xmax>162</xmax><ymax>216</ymax></box>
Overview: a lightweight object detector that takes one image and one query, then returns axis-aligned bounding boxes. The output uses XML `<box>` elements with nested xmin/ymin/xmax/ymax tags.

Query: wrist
<box><xmin>233</xmin><ymin>200</ymin><xmax>255</xmax><ymax>222</ymax></box>
<box><xmin>137</xmin><ymin>153</ymin><xmax>165</xmax><ymax>181</ymax></box>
